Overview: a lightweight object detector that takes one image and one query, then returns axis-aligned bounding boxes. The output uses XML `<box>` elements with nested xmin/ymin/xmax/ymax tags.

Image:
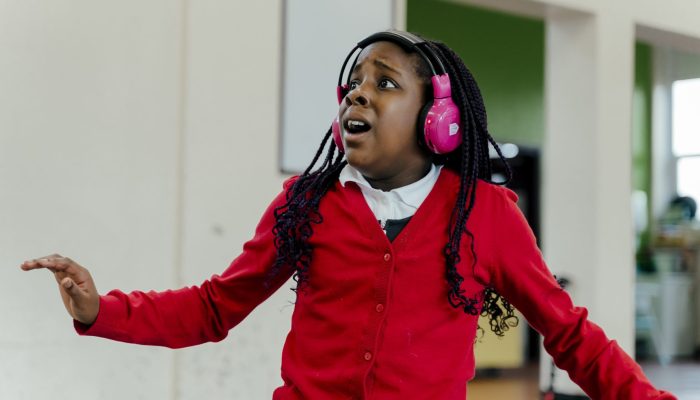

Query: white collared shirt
<box><xmin>338</xmin><ymin>163</ymin><xmax>443</xmax><ymax>230</ymax></box>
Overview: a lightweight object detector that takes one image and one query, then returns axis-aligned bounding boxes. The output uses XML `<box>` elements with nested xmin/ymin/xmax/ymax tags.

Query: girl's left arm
<box><xmin>474</xmin><ymin>184</ymin><xmax>676</xmax><ymax>400</ymax></box>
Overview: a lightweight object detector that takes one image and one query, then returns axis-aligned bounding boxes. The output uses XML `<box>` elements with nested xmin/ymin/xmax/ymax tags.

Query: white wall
<box><xmin>4</xmin><ymin>0</ymin><xmax>700</xmax><ymax>399</ymax></box>
<box><xmin>175</xmin><ymin>2</ymin><xmax>289</xmax><ymax>399</ymax></box>
<box><xmin>1</xmin><ymin>1</ymin><xmax>183</xmax><ymax>398</ymax></box>
<box><xmin>280</xmin><ymin>0</ymin><xmax>395</xmax><ymax>172</ymax></box>
<box><xmin>1</xmin><ymin>0</ymin><xmax>289</xmax><ymax>399</ymax></box>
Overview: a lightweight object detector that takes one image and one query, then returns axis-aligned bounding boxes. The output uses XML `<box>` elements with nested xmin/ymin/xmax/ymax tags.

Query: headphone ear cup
<box><xmin>332</xmin><ymin>84</ymin><xmax>348</xmax><ymax>153</ymax></box>
<box><xmin>423</xmin><ymin>98</ymin><xmax>462</xmax><ymax>154</ymax></box>
<box><xmin>331</xmin><ymin>115</ymin><xmax>345</xmax><ymax>153</ymax></box>
<box><xmin>423</xmin><ymin>75</ymin><xmax>462</xmax><ymax>154</ymax></box>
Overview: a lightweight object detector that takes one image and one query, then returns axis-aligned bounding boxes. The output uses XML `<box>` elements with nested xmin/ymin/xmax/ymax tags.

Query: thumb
<box><xmin>60</xmin><ymin>277</ymin><xmax>86</xmax><ymax>301</ymax></box>
<box><xmin>59</xmin><ymin>276</ymin><xmax>99</xmax><ymax>325</ymax></box>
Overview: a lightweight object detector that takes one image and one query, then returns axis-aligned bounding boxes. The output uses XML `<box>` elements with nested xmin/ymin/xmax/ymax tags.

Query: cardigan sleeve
<box><xmin>474</xmin><ymin>184</ymin><xmax>676</xmax><ymax>400</ymax></box>
<box><xmin>74</xmin><ymin>178</ymin><xmax>297</xmax><ymax>349</ymax></box>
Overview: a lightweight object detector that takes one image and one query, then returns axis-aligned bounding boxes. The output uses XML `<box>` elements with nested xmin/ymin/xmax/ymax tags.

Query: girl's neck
<box><xmin>364</xmin><ymin>161</ymin><xmax>433</xmax><ymax>192</ymax></box>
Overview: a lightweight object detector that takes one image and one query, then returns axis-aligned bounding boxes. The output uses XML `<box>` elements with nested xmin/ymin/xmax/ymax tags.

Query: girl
<box><xmin>22</xmin><ymin>30</ymin><xmax>675</xmax><ymax>399</ymax></box>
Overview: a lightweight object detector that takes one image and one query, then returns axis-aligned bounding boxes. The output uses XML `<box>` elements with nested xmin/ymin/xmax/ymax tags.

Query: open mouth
<box><xmin>343</xmin><ymin>119</ymin><xmax>372</xmax><ymax>134</ymax></box>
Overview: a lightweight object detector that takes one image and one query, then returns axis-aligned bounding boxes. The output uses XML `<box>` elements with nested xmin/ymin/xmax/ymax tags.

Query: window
<box><xmin>672</xmin><ymin>78</ymin><xmax>700</xmax><ymax>218</ymax></box>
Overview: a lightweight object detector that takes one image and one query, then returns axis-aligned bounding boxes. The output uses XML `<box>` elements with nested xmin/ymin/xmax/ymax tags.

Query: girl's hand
<box><xmin>20</xmin><ymin>255</ymin><xmax>100</xmax><ymax>325</ymax></box>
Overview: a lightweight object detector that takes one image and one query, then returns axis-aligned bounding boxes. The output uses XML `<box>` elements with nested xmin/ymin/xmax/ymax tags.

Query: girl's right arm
<box><xmin>474</xmin><ymin>183</ymin><xmax>675</xmax><ymax>400</ymax></box>
<box><xmin>21</xmin><ymin>178</ymin><xmax>297</xmax><ymax>349</ymax></box>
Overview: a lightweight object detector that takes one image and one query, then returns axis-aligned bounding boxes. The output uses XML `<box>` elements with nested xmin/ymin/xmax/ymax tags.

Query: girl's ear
<box><xmin>416</xmin><ymin>98</ymin><xmax>433</xmax><ymax>149</ymax></box>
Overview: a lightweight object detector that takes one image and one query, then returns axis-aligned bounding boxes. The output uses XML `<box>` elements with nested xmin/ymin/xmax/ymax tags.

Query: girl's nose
<box><xmin>345</xmin><ymin>87</ymin><xmax>369</xmax><ymax>106</ymax></box>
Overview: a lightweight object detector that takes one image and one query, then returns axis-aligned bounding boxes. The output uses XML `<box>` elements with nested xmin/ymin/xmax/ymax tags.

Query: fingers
<box><xmin>20</xmin><ymin>254</ymin><xmax>62</xmax><ymax>271</ymax></box>
<box><xmin>21</xmin><ymin>255</ymin><xmax>94</xmax><ymax>290</ymax></box>
<box><xmin>21</xmin><ymin>255</ymin><xmax>76</xmax><ymax>273</ymax></box>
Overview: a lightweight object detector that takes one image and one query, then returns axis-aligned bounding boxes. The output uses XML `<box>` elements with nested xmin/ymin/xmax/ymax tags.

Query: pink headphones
<box><xmin>331</xmin><ymin>30</ymin><xmax>462</xmax><ymax>154</ymax></box>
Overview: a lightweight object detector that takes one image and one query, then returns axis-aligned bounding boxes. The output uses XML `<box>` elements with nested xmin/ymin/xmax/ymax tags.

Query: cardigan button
<box><xmin>375</xmin><ymin>304</ymin><xmax>384</xmax><ymax>313</ymax></box>
<box><xmin>383</xmin><ymin>253</ymin><xmax>391</xmax><ymax>262</ymax></box>
<box><xmin>364</xmin><ymin>351</ymin><xmax>373</xmax><ymax>361</ymax></box>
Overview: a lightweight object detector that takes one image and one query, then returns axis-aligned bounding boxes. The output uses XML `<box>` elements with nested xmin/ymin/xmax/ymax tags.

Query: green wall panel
<box><xmin>633</xmin><ymin>42</ymin><xmax>653</xmax><ymax>251</ymax></box>
<box><xmin>407</xmin><ymin>0</ymin><xmax>545</xmax><ymax>147</ymax></box>
<box><xmin>407</xmin><ymin>0</ymin><xmax>655</xmax><ymax>255</ymax></box>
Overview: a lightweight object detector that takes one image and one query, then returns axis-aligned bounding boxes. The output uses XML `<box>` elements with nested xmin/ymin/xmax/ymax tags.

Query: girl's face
<box><xmin>338</xmin><ymin>41</ymin><xmax>431</xmax><ymax>191</ymax></box>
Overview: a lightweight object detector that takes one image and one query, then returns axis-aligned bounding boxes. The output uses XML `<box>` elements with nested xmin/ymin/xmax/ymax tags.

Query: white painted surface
<box><xmin>280</xmin><ymin>0</ymin><xmax>395</xmax><ymax>173</ymax></box>
<box><xmin>176</xmin><ymin>1</ymin><xmax>290</xmax><ymax>398</ymax></box>
<box><xmin>4</xmin><ymin>0</ymin><xmax>700</xmax><ymax>398</ymax></box>
<box><xmin>1</xmin><ymin>1</ymin><xmax>182</xmax><ymax>399</ymax></box>
<box><xmin>539</xmin><ymin>9</ymin><xmax>602</xmax><ymax>395</ymax></box>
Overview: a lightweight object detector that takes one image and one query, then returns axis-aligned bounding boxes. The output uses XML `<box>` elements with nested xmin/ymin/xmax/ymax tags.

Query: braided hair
<box><xmin>269</xmin><ymin>35</ymin><xmax>518</xmax><ymax>337</ymax></box>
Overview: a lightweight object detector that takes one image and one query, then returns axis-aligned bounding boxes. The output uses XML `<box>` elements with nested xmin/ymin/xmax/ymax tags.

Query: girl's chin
<box><xmin>344</xmin><ymin>152</ymin><xmax>372</xmax><ymax>172</ymax></box>
<box><xmin>342</xmin><ymin>130</ymin><xmax>371</xmax><ymax>148</ymax></box>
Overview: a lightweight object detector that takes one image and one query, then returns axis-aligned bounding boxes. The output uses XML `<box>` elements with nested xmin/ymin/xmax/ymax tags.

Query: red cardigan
<box><xmin>77</xmin><ymin>168</ymin><xmax>675</xmax><ymax>399</ymax></box>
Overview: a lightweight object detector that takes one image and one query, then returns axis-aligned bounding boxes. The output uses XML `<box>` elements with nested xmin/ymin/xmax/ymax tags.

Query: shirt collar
<box><xmin>338</xmin><ymin>163</ymin><xmax>443</xmax><ymax>209</ymax></box>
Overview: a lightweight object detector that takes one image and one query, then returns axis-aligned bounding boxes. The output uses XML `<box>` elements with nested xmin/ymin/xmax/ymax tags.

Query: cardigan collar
<box><xmin>338</xmin><ymin>163</ymin><xmax>443</xmax><ymax>215</ymax></box>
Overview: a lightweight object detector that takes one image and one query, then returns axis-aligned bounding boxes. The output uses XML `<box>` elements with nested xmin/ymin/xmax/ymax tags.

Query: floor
<box><xmin>468</xmin><ymin>366</ymin><xmax>539</xmax><ymax>399</ymax></box>
<box><xmin>642</xmin><ymin>362</ymin><xmax>700</xmax><ymax>400</ymax></box>
<box><xmin>467</xmin><ymin>362</ymin><xmax>700</xmax><ymax>399</ymax></box>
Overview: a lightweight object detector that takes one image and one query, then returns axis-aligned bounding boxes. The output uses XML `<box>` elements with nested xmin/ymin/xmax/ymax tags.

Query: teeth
<box><xmin>349</xmin><ymin>120</ymin><xmax>366</xmax><ymax>127</ymax></box>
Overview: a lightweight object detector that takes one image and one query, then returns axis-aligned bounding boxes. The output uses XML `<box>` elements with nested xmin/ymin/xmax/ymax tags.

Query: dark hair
<box><xmin>270</xmin><ymin>34</ymin><xmax>518</xmax><ymax>337</ymax></box>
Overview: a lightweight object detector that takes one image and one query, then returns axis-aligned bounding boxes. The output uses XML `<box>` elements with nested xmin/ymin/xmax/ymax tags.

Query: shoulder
<box><xmin>275</xmin><ymin>175</ymin><xmax>301</xmax><ymax>202</ymax></box>
<box><xmin>438</xmin><ymin>168</ymin><xmax>518</xmax><ymax>211</ymax></box>
<box><xmin>476</xmin><ymin>179</ymin><xmax>518</xmax><ymax>207</ymax></box>
<box><xmin>282</xmin><ymin>175</ymin><xmax>300</xmax><ymax>190</ymax></box>
<box><xmin>278</xmin><ymin>174</ymin><xmax>349</xmax><ymax>209</ymax></box>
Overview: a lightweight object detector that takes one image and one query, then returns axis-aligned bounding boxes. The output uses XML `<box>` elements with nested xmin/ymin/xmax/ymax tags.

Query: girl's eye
<box><xmin>348</xmin><ymin>78</ymin><xmax>396</xmax><ymax>91</ymax></box>
<box><xmin>379</xmin><ymin>78</ymin><xmax>397</xmax><ymax>89</ymax></box>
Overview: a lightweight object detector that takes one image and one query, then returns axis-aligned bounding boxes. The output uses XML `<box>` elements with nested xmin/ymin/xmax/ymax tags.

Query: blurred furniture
<box><xmin>636</xmin><ymin>273</ymin><xmax>694</xmax><ymax>364</ymax></box>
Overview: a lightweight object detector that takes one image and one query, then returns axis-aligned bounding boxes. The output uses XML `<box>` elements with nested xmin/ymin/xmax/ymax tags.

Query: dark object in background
<box><xmin>670</xmin><ymin>196</ymin><xmax>697</xmax><ymax>220</ymax></box>
<box><xmin>491</xmin><ymin>146</ymin><xmax>540</xmax><ymax>243</ymax></box>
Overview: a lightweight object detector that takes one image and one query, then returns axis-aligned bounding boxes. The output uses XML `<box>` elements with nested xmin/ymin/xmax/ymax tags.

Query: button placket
<box><xmin>360</xmin><ymin>249</ymin><xmax>392</xmax><ymax>389</ymax></box>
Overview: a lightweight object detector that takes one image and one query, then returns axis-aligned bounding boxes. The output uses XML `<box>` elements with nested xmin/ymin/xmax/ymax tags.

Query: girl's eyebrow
<box><xmin>351</xmin><ymin>58</ymin><xmax>403</xmax><ymax>76</ymax></box>
<box><xmin>373</xmin><ymin>59</ymin><xmax>402</xmax><ymax>75</ymax></box>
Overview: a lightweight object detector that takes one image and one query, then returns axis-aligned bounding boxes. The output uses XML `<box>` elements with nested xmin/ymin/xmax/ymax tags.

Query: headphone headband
<box><xmin>337</xmin><ymin>29</ymin><xmax>446</xmax><ymax>88</ymax></box>
<box><xmin>358</xmin><ymin>30</ymin><xmax>445</xmax><ymax>73</ymax></box>
<box><xmin>357</xmin><ymin>30</ymin><xmax>425</xmax><ymax>49</ymax></box>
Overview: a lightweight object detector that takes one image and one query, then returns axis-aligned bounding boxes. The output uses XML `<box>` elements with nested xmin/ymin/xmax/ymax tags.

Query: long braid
<box><xmin>268</xmin><ymin>128</ymin><xmax>346</xmax><ymax>289</ymax></box>
<box><xmin>428</xmin><ymin>41</ymin><xmax>518</xmax><ymax>336</ymax></box>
